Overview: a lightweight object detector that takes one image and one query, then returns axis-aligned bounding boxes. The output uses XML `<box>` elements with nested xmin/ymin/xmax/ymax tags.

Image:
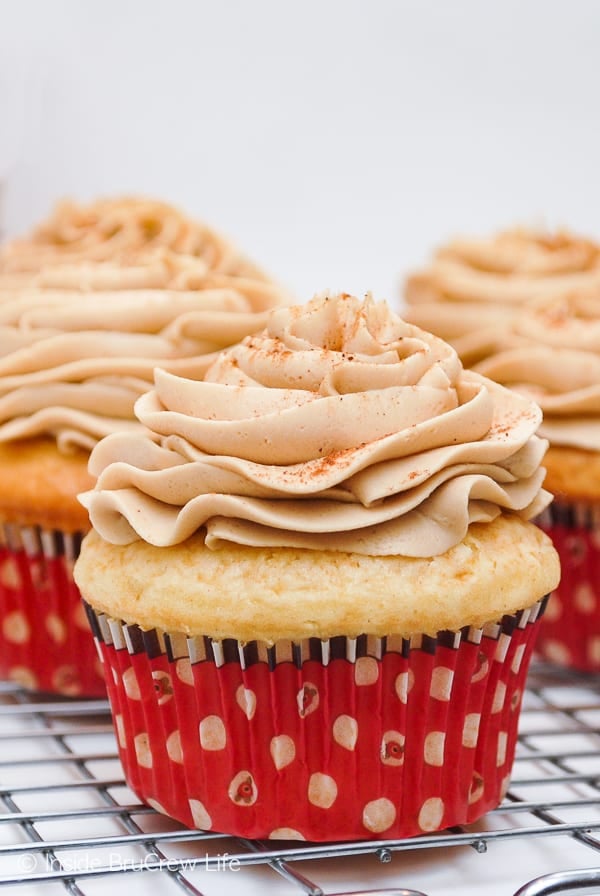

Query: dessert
<box><xmin>404</xmin><ymin>227</ymin><xmax>600</xmax><ymax>671</ymax></box>
<box><xmin>75</xmin><ymin>292</ymin><xmax>559</xmax><ymax>840</ymax></box>
<box><xmin>0</xmin><ymin>199</ymin><xmax>287</xmax><ymax>696</ymax></box>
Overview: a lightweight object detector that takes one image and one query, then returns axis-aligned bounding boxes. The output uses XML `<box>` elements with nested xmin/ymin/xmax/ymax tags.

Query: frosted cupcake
<box><xmin>0</xmin><ymin>222</ymin><xmax>287</xmax><ymax>696</ymax></box>
<box><xmin>472</xmin><ymin>294</ymin><xmax>600</xmax><ymax>671</ymax></box>
<box><xmin>404</xmin><ymin>227</ymin><xmax>600</xmax><ymax>367</ymax></box>
<box><xmin>75</xmin><ymin>293</ymin><xmax>558</xmax><ymax>841</ymax></box>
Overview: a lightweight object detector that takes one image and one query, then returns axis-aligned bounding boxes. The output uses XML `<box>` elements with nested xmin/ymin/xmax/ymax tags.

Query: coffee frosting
<box><xmin>405</xmin><ymin>228</ymin><xmax>600</xmax><ymax>363</ymax></box>
<box><xmin>80</xmin><ymin>293</ymin><xmax>551</xmax><ymax>557</ymax></box>
<box><xmin>0</xmin><ymin>196</ymin><xmax>268</xmax><ymax>282</ymax></box>
<box><xmin>475</xmin><ymin>295</ymin><xmax>600</xmax><ymax>452</ymax></box>
<box><xmin>0</xmin><ymin>276</ymin><xmax>286</xmax><ymax>452</ymax></box>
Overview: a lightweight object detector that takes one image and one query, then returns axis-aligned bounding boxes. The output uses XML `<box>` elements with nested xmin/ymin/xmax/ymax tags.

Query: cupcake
<box><xmin>404</xmin><ymin>228</ymin><xmax>600</xmax><ymax>672</ymax></box>
<box><xmin>472</xmin><ymin>295</ymin><xmax>600</xmax><ymax>671</ymax></box>
<box><xmin>404</xmin><ymin>227</ymin><xmax>600</xmax><ymax>367</ymax></box>
<box><xmin>74</xmin><ymin>292</ymin><xmax>559</xmax><ymax>841</ymax></box>
<box><xmin>0</xmin><ymin>204</ymin><xmax>288</xmax><ymax>696</ymax></box>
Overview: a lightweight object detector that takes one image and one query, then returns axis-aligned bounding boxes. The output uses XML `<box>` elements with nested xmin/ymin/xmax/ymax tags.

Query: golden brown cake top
<box><xmin>80</xmin><ymin>292</ymin><xmax>551</xmax><ymax>557</ymax></box>
<box><xmin>75</xmin><ymin>516</ymin><xmax>560</xmax><ymax>640</ymax></box>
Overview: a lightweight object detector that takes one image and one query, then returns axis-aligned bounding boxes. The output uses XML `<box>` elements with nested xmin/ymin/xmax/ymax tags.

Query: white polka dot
<box><xmin>236</xmin><ymin>685</ymin><xmax>257</xmax><ymax>720</ymax></box>
<box><xmin>462</xmin><ymin>713</ymin><xmax>481</xmax><ymax>749</ymax></box>
<box><xmin>333</xmin><ymin>715</ymin><xmax>358</xmax><ymax>751</ymax></box>
<box><xmin>166</xmin><ymin>730</ymin><xmax>183</xmax><ymax>764</ymax></box>
<box><xmin>308</xmin><ymin>773</ymin><xmax>338</xmax><ymax>809</ymax></box>
<box><xmin>52</xmin><ymin>666</ymin><xmax>81</xmax><ymax>696</ymax></box>
<box><xmin>134</xmin><ymin>732</ymin><xmax>153</xmax><ymax>768</ymax></box>
<box><xmin>8</xmin><ymin>666</ymin><xmax>38</xmax><ymax>689</ymax></box>
<box><xmin>511</xmin><ymin>645</ymin><xmax>526</xmax><ymax>675</ymax></box>
<box><xmin>176</xmin><ymin>657</ymin><xmax>194</xmax><ymax>685</ymax></box>
<box><xmin>394</xmin><ymin>669</ymin><xmax>414</xmax><ymax>704</ymax></box>
<box><xmin>152</xmin><ymin>671</ymin><xmax>173</xmax><ymax>705</ymax></box>
<box><xmin>146</xmin><ymin>798</ymin><xmax>167</xmax><ymax>815</ymax></box>
<box><xmin>297</xmin><ymin>682</ymin><xmax>319</xmax><ymax>717</ymax></box>
<box><xmin>189</xmin><ymin>799</ymin><xmax>212</xmax><ymax>830</ymax></box>
<box><xmin>430</xmin><ymin>667</ymin><xmax>453</xmax><ymax>701</ymax></box>
<box><xmin>269</xmin><ymin>828</ymin><xmax>305</xmax><ymax>840</ymax></box>
<box><xmin>45</xmin><ymin>613</ymin><xmax>67</xmax><ymax>644</ymax></box>
<box><xmin>497</xmin><ymin>731</ymin><xmax>508</xmax><ymax>766</ymax></box>
<box><xmin>418</xmin><ymin>797</ymin><xmax>445</xmax><ymax>832</ymax></box>
<box><xmin>123</xmin><ymin>667</ymin><xmax>142</xmax><ymax>700</ymax></box>
<box><xmin>115</xmin><ymin>714</ymin><xmax>127</xmax><ymax>749</ymax></box>
<box><xmin>471</xmin><ymin>652</ymin><xmax>489</xmax><ymax>683</ymax></box>
<box><xmin>491</xmin><ymin>681</ymin><xmax>506</xmax><ymax>714</ymax></box>
<box><xmin>72</xmin><ymin>601</ymin><xmax>90</xmax><ymax>630</ymax></box>
<box><xmin>0</xmin><ymin>557</ymin><xmax>20</xmax><ymax>589</ymax></box>
<box><xmin>111</xmin><ymin>667</ymin><xmax>119</xmax><ymax>685</ymax></box>
<box><xmin>540</xmin><ymin>640</ymin><xmax>571</xmax><ymax>666</ymax></box>
<box><xmin>354</xmin><ymin>656</ymin><xmax>379</xmax><ymax>686</ymax></box>
<box><xmin>468</xmin><ymin>772</ymin><xmax>484</xmax><ymax>805</ymax></box>
<box><xmin>543</xmin><ymin>593</ymin><xmax>562</xmax><ymax>622</ymax></box>
<box><xmin>2</xmin><ymin>611</ymin><xmax>30</xmax><ymax>645</ymax></box>
<box><xmin>199</xmin><ymin>716</ymin><xmax>227</xmax><ymax>751</ymax></box>
<box><xmin>380</xmin><ymin>730</ymin><xmax>405</xmax><ymax>766</ymax></box>
<box><xmin>424</xmin><ymin>731</ymin><xmax>445</xmax><ymax>767</ymax></box>
<box><xmin>500</xmin><ymin>773</ymin><xmax>512</xmax><ymax>799</ymax></box>
<box><xmin>228</xmin><ymin>771</ymin><xmax>257</xmax><ymax>806</ymax></box>
<box><xmin>588</xmin><ymin>638</ymin><xmax>600</xmax><ymax>665</ymax></box>
<box><xmin>362</xmin><ymin>798</ymin><xmax>396</xmax><ymax>833</ymax></box>
<box><xmin>270</xmin><ymin>735</ymin><xmax>296</xmax><ymax>769</ymax></box>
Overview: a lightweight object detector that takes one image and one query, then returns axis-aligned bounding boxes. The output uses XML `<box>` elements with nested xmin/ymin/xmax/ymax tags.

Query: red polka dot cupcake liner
<box><xmin>537</xmin><ymin>500</ymin><xmax>600</xmax><ymax>672</ymax></box>
<box><xmin>0</xmin><ymin>524</ymin><xmax>106</xmax><ymax>696</ymax></box>
<box><xmin>85</xmin><ymin>598</ymin><xmax>546</xmax><ymax>842</ymax></box>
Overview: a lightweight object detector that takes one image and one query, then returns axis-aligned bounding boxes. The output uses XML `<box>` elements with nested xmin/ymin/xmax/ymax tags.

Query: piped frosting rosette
<box><xmin>0</xmin><ymin>196</ymin><xmax>268</xmax><ymax>282</ymax></box>
<box><xmin>80</xmin><ymin>293</ymin><xmax>551</xmax><ymax>557</ymax></box>
<box><xmin>405</xmin><ymin>229</ymin><xmax>600</xmax><ymax>366</ymax></box>
<box><xmin>0</xmin><ymin>275</ymin><xmax>286</xmax><ymax>453</ymax></box>
<box><xmin>475</xmin><ymin>294</ymin><xmax>600</xmax><ymax>452</ymax></box>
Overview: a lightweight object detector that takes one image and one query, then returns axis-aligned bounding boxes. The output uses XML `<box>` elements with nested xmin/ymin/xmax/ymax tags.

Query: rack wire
<box><xmin>1</xmin><ymin>663</ymin><xmax>600</xmax><ymax>896</ymax></box>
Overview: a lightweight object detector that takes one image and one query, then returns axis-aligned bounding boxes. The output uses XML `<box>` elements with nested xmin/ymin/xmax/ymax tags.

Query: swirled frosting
<box><xmin>0</xmin><ymin>273</ymin><xmax>287</xmax><ymax>452</ymax></box>
<box><xmin>475</xmin><ymin>295</ymin><xmax>600</xmax><ymax>452</ymax></box>
<box><xmin>404</xmin><ymin>228</ymin><xmax>600</xmax><ymax>365</ymax></box>
<box><xmin>0</xmin><ymin>196</ymin><xmax>268</xmax><ymax>282</ymax></box>
<box><xmin>80</xmin><ymin>293</ymin><xmax>551</xmax><ymax>557</ymax></box>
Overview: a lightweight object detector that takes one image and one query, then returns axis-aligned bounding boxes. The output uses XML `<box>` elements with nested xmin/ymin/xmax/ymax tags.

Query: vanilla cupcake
<box><xmin>471</xmin><ymin>294</ymin><xmax>600</xmax><ymax>671</ymax></box>
<box><xmin>404</xmin><ymin>229</ymin><xmax>600</xmax><ymax>671</ymax></box>
<box><xmin>0</xmin><ymin>204</ymin><xmax>287</xmax><ymax>696</ymax></box>
<box><xmin>75</xmin><ymin>293</ymin><xmax>558</xmax><ymax>841</ymax></box>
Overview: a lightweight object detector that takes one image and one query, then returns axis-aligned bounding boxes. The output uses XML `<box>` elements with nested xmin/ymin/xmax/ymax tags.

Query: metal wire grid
<box><xmin>1</xmin><ymin>664</ymin><xmax>600</xmax><ymax>896</ymax></box>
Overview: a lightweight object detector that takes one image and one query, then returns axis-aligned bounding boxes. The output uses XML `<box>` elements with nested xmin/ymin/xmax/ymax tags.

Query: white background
<box><xmin>1</xmin><ymin>0</ymin><xmax>599</xmax><ymax>305</ymax></box>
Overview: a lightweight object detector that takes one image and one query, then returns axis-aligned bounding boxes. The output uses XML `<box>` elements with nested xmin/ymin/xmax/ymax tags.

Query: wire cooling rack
<box><xmin>1</xmin><ymin>663</ymin><xmax>600</xmax><ymax>896</ymax></box>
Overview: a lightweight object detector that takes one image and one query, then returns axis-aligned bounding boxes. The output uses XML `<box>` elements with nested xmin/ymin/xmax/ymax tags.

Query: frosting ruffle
<box><xmin>80</xmin><ymin>293</ymin><xmax>551</xmax><ymax>557</ymax></box>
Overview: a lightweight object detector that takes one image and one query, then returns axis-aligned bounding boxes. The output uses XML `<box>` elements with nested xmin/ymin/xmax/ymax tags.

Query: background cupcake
<box><xmin>404</xmin><ymin>229</ymin><xmax>600</xmax><ymax>672</ymax></box>
<box><xmin>0</xmin><ymin>196</ymin><xmax>288</xmax><ymax>696</ymax></box>
<box><xmin>404</xmin><ymin>227</ymin><xmax>600</xmax><ymax>367</ymax></box>
<box><xmin>75</xmin><ymin>293</ymin><xmax>558</xmax><ymax>841</ymax></box>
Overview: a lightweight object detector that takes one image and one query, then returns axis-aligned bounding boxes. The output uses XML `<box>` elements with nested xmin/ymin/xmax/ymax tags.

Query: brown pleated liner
<box><xmin>0</xmin><ymin>523</ymin><xmax>105</xmax><ymax>696</ymax></box>
<box><xmin>87</xmin><ymin>596</ymin><xmax>547</xmax><ymax>842</ymax></box>
<box><xmin>537</xmin><ymin>500</ymin><xmax>600</xmax><ymax>672</ymax></box>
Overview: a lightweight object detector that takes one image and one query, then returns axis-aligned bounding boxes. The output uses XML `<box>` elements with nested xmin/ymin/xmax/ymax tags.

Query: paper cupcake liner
<box><xmin>0</xmin><ymin>524</ymin><xmax>106</xmax><ymax>696</ymax></box>
<box><xmin>537</xmin><ymin>500</ymin><xmax>600</xmax><ymax>672</ymax></box>
<box><xmin>86</xmin><ymin>598</ymin><xmax>546</xmax><ymax>842</ymax></box>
